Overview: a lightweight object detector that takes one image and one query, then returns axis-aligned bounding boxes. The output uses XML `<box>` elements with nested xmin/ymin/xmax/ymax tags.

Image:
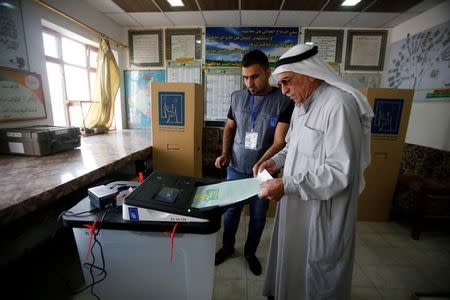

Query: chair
<box><xmin>393</xmin><ymin>143</ymin><xmax>450</xmax><ymax>240</ymax></box>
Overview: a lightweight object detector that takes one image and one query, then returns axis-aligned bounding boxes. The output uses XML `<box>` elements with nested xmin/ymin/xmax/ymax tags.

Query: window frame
<box><xmin>43</xmin><ymin>27</ymin><xmax>99</xmax><ymax>127</ymax></box>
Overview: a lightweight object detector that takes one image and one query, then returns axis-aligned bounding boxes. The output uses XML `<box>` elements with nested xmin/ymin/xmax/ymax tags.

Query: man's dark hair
<box><xmin>242</xmin><ymin>49</ymin><xmax>269</xmax><ymax>68</ymax></box>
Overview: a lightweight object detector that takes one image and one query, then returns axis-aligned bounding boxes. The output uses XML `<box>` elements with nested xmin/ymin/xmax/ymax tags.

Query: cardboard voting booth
<box><xmin>151</xmin><ymin>83</ymin><xmax>203</xmax><ymax>177</ymax></box>
<box><xmin>358</xmin><ymin>88</ymin><xmax>413</xmax><ymax>221</ymax></box>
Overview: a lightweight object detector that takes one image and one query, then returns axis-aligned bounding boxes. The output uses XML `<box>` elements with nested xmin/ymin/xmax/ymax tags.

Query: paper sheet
<box><xmin>191</xmin><ymin>170</ymin><xmax>273</xmax><ymax>209</ymax></box>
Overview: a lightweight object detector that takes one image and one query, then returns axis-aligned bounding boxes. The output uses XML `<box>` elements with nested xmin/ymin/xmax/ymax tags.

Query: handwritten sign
<box><xmin>0</xmin><ymin>69</ymin><xmax>46</xmax><ymax>121</ymax></box>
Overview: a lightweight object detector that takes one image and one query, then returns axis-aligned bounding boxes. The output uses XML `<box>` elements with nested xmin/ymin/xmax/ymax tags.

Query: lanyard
<box><xmin>251</xmin><ymin>95</ymin><xmax>266</xmax><ymax>130</ymax></box>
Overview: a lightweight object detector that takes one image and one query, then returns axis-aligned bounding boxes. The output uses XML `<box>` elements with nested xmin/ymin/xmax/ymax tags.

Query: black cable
<box><xmin>71</xmin><ymin>208</ymin><xmax>110</xmax><ymax>299</ymax></box>
<box><xmin>51</xmin><ymin>208</ymin><xmax>99</xmax><ymax>240</ymax></box>
<box><xmin>43</xmin><ymin>207</ymin><xmax>102</xmax><ymax>297</ymax></box>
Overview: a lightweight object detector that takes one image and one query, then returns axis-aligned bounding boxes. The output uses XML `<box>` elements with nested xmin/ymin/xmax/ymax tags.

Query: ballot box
<box><xmin>63</xmin><ymin>177</ymin><xmax>221</xmax><ymax>300</ymax></box>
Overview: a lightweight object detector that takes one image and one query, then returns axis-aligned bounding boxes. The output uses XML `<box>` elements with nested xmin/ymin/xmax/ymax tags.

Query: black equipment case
<box><xmin>0</xmin><ymin>126</ymin><xmax>80</xmax><ymax>156</ymax></box>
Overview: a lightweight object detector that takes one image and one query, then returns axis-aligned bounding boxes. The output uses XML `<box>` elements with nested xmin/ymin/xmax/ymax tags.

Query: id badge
<box><xmin>245</xmin><ymin>131</ymin><xmax>258</xmax><ymax>149</ymax></box>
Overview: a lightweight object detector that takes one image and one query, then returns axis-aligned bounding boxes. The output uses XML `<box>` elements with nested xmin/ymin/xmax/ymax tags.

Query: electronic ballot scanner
<box><xmin>122</xmin><ymin>171</ymin><xmax>221</xmax><ymax>223</ymax></box>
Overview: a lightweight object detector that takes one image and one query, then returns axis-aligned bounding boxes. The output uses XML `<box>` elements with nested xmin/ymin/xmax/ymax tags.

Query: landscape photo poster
<box><xmin>385</xmin><ymin>20</ymin><xmax>450</xmax><ymax>101</ymax></box>
<box><xmin>205</xmin><ymin>27</ymin><xmax>299</xmax><ymax>67</ymax></box>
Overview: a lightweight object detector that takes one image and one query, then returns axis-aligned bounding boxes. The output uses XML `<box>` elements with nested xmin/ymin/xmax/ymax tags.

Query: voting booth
<box><xmin>151</xmin><ymin>82</ymin><xmax>204</xmax><ymax>177</ymax></box>
<box><xmin>358</xmin><ymin>88</ymin><xmax>413</xmax><ymax>221</ymax></box>
<box><xmin>63</xmin><ymin>173</ymin><xmax>221</xmax><ymax>300</ymax></box>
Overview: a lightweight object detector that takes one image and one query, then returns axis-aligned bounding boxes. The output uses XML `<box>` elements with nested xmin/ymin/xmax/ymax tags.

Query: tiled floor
<box><xmin>212</xmin><ymin>216</ymin><xmax>450</xmax><ymax>300</ymax></box>
<box><xmin>6</xmin><ymin>217</ymin><xmax>449</xmax><ymax>300</ymax></box>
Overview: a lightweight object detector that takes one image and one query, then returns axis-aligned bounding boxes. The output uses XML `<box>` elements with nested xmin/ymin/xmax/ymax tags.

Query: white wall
<box><xmin>388</xmin><ymin>0</ymin><xmax>450</xmax><ymax>151</ymax></box>
<box><xmin>1</xmin><ymin>0</ymin><xmax>126</xmax><ymax>129</ymax></box>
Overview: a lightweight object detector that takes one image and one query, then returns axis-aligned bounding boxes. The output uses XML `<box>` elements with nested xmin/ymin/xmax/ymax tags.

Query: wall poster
<box><xmin>385</xmin><ymin>20</ymin><xmax>450</xmax><ymax>101</ymax></box>
<box><xmin>304</xmin><ymin>29</ymin><xmax>344</xmax><ymax>63</ymax></box>
<box><xmin>165</xmin><ymin>28</ymin><xmax>202</xmax><ymax>61</ymax></box>
<box><xmin>129</xmin><ymin>30</ymin><xmax>163</xmax><ymax>67</ymax></box>
<box><xmin>345</xmin><ymin>30</ymin><xmax>387</xmax><ymax>71</ymax></box>
<box><xmin>205</xmin><ymin>27</ymin><xmax>299</xmax><ymax>67</ymax></box>
<box><xmin>0</xmin><ymin>0</ymin><xmax>29</xmax><ymax>70</ymax></box>
<box><xmin>0</xmin><ymin>69</ymin><xmax>46</xmax><ymax>121</ymax></box>
<box><xmin>205</xmin><ymin>68</ymin><xmax>242</xmax><ymax>122</ymax></box>
<box><xmin>124</xmin><ymin>70</ymin><xmax>165</xmax><ymax>129</ymax></box>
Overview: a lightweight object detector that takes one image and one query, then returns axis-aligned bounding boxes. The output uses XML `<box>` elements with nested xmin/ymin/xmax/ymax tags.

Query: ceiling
<box><xmin>85</xmin><ymin>0</ymin><xmax>445</xmax><ymax>28</ymax></box>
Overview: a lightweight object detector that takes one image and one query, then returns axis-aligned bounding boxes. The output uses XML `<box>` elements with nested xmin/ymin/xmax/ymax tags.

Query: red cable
<box><xmin>83</xmin><ymin>220</ymin><xmax>98</xmax><ymax>260</ymax></box>
<box><xmin>165</xmin><ymin>223</ymin><xmax>179</xmax><ymax>264</ymax></box>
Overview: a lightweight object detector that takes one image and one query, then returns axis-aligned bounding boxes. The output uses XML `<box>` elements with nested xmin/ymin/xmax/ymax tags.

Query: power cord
<box><xmin>73</xmin><ymin>208</ymin><xmax>110</xmax><ymax>300</ymax></box>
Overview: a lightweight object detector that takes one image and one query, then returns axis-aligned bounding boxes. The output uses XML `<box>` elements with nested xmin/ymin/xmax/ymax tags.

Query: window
<box><xmin>42</xmin><ymin>27</ymin><xmax>115</xmax><ymax>129</ymax></box>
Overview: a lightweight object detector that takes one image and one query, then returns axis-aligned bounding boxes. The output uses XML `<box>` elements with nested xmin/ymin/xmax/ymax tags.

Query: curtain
<box><xmin>84</xmin><ymin>38</ymin><xmax>120</xmax><ymax>131</ymax></box>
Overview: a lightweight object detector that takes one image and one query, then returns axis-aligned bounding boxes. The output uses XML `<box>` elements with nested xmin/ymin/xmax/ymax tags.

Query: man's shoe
<box><xmin>215</xmin><ymin>248</ymin><xmax>234</xmax><ymax>265</ymax></box>
<box><xmin>245</xmin><ymin>254</ymin><xmax>262</xmax><ymax>275</ymax></box>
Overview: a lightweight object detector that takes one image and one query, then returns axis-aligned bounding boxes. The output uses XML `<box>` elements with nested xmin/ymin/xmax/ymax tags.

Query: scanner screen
<box><xmin>157</xmin><ymin>186</ymin><xmax>179</xmax><ymax>203</ymax></box>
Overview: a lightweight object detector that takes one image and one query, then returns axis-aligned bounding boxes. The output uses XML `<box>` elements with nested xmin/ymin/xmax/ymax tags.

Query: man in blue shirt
<box><xmin>214</xmin><ymin>49</ymin><xmax>294</xmax><ymax>275</ymax></box>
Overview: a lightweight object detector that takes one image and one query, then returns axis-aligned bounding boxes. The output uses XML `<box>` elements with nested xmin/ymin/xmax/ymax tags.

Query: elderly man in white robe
<box><xmin>257</xmin><ymin>44</ymin><xmax>374</xmax><ymax>300</ymax></box>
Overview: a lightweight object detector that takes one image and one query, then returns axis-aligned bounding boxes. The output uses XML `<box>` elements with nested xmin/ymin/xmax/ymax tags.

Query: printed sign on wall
<box><xmin>0</xmin><ymin>69</ymin><xmax>46</xmax><ymax>121</ymax></box>
<box><xmin>205</xmin><ymin>27</ymin><xmax>299</xmax><ymax>67</ymax></box>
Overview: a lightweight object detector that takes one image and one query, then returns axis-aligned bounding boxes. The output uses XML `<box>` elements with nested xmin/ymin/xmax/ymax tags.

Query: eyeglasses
<box><xmin>277</xmin><ymin>76</ymin><xmax>293</xmax><ymax>87</ymax></box>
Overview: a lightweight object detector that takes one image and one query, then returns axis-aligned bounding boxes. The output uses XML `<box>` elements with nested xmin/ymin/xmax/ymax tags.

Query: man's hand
<box><xmin>215</xmin><ymin>154</ymin><xmax>230</xmax><ymax>169</ymax></box>
<box><xmin>252</xmin><ymin>162</ymin><xmax>262</xmax><ymax>177</ymax></box>
<box><xmin>259</xmin><ymin>178</ymin><xmax>284</xmax><ymax>201</ymax></box>
<box><xmin>257</xmin><ymin>159</ymin><xmax>278</xmax><ymax>175</ymax></box>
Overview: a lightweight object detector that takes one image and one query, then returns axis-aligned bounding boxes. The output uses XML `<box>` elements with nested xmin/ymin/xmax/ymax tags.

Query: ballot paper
<box><xmin>191</xmin><ymin>169</ymin><xmax>273</xmax><ymax>209</ymax></box>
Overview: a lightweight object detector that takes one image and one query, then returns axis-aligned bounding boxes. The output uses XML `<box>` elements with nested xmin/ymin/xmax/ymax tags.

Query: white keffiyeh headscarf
<box><xmin>273</xmin><ymin>44</ymin><xmax>374</xmax><ymax>194</ymax></box>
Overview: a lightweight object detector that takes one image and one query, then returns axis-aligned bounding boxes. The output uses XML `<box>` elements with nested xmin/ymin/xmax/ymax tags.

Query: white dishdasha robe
<box><xmin>263</xmin><ymin>83</ymin><xmax>364</xmax><ymax>300</ymax></box>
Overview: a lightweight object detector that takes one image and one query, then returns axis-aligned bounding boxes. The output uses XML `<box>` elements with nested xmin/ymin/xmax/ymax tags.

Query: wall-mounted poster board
<box><xmin>124</xmin><ymin>70</ymin><xmax>166</xmax><ymax>129</ymax></box>
<box><xmin>205</xmin><ymin>27</ymin><xmax>299</xmax><ymax>67</ymax></box>
<box><xmin>0</xmin><ymin>69</ymin><xmax>46</xmax><ymax>122</ymax></box>
<box><xmin>165</xmin><ymin>28</ymin><xmax>202</xmax><ymax>61</ymax></box>
<box><xmin>166</xmin><ymin>60</ymin><xmax>202</xmax><ymax>84</ymax></box>
<box><xmin>345</xmin><ymin>30</ymin><xmax>387</xmax><ymax>71</ymax></box>
<box><xmin>205</xmin><ymin>68</ymin><xmax>242</xmax><ymax>125</ymax></box>
<box><xmin>304</xmin><ymin>29</ymin><xmax>343</xmax><ymax>63</ymax></box>
<box><xmin>0</xmin><ymin>0</ymin><xmax>29</xmax><ymax>70</ymax></box>
<box><xmin>385</xmin><ymin>20</ymin><xmax>450</xmax><ymax>101</ymax></box>
<box><xmin>129</xmin><ymin>30</ymin><xmax>163</xmax><ymax>67</ymax></box>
